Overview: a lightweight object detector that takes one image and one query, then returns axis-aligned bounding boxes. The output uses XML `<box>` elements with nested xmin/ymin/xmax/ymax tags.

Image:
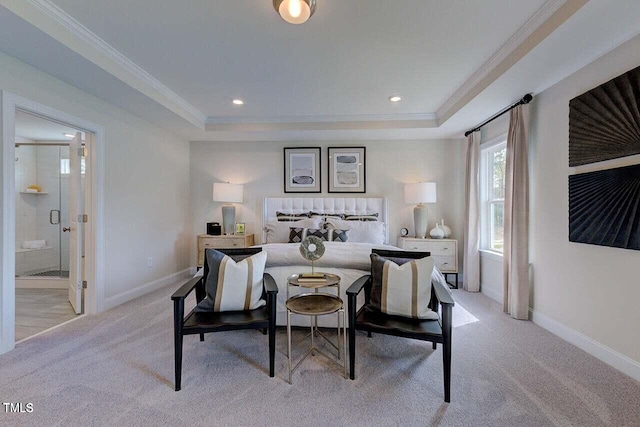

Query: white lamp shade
<box><xmin>404</xmin><ymin>182</ymin><xmax>437</xmax><ymax>204</ymax></box>
<box><xmin>213</xmin><ymin>183</ymin><xmax>243</xmax><ymax>203</ymax></box>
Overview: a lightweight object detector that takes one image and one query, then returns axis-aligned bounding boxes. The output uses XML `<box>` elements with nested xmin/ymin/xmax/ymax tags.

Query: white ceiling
<box><xmin>15</xmin><ymin>109</ymin><xmax>80</xmax><ymax>141</ymax></box>
<box><xmin>2</xmin><ymin>0</ymin><xmax>640</xmax><ymax>141</ymax></box>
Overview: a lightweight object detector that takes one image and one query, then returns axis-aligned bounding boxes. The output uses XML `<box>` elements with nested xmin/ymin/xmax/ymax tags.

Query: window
<box><xmin>480</xmin><ymin>140</ymin><xmax>506</xmax><ymax>253</ymax></box>
<box><xmin>60</xmin><ymin>158</ymin><xmax>86</xmax><ymax>175</ymax></box>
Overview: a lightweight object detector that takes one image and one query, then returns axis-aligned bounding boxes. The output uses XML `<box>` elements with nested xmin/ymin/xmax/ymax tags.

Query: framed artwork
<box><xmin>328</xmin><ymin>146</ymin><xmax>366</xmax><ymax>193</ymax></box>
<box><xmin>284</xmin><ymin>147</ymin><xmax>321</xmax><ymax>193</ymax></box>
<box><xmin>234</xmin><ymin>222</ymin><xmax>245</xmax><ymax>235</ymax></box>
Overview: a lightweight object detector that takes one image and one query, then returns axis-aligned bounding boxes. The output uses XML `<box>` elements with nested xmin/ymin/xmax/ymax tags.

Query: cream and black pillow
<box><xmin>288</xmin><ymin>227</ymin><xmax>349</xmax><ymax>243</ymax></box>
<box><xmin>195</xmin><ymin>250</ymin><xmax>267</xmax><ymax>312</ymax></box>
<box><xmin>344</xmin><ymin>213</ymin><xmax>379</xmax><ymax>221</ymax></box>
<box><xmin>310</xmin><ymin>212</ymin><xmax>345</xmax><ymax>220</ymax></box>
<box><xmin>276</xmin><ymin>211</ymin><xmax>311</xmax><ymax>221</ymax></box>
<box><xmin>369</xmin><ymin>253</ymin><xmax>437</xmax><ymax>319</ymax></box>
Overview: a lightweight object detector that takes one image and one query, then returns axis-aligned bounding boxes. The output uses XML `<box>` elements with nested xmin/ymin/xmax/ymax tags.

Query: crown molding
<box><xmin>436</xmin><ymin>0</ymin><xmax>587</xmax><ymax>125</ymax></box>
<box><xmin>206</xmin><ymin>112</ymin><xmax>437</xmax><ymax>125</ymax></box>
<box><xmin>1</xmin><ymin>0</ymin><xmax>207</xmax><ymax>129</ymax></box>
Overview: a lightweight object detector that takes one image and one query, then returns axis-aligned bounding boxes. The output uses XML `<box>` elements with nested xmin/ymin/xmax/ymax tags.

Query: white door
<box><xmin>68</xmin><ymin>132</ymin><xmax>83</xmax><ymax>314</ymax></box>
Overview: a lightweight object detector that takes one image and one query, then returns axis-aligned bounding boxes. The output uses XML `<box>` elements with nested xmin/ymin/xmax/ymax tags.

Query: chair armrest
<box><xmin>171</xmin><ymin>276</ymin><xmax>202</xmax><ymax>301</ymax></box>
<box><xmin>346</xmin><ymin>275</ymin><xmax>371</xmax><ymax>296</ymax></box>
<box><xmin>263</xmin><ymin>273</ymin><xmax>278</xmax><ymax>294</ymax></box>
<box><xmin>433</xmin><ymin>278</ymin><xmax>455</xmax><ymax>306</ymax></box>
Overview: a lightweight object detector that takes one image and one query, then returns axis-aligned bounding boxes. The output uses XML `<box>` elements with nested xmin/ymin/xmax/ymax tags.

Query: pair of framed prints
<box><xmin>283</xmin><ymin>147</ymin><xmax>366</xmax><ymax>193</ymax></box>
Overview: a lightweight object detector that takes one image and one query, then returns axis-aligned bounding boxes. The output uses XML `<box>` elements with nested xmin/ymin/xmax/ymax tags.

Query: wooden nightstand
<box><xmin>398</xmin><ymin>237</ymin><xmax>458</xmax><ymax>288</ymax></box>
<box><xmin>197</xmin><ymin>234</ymin><xmax>255</xmax><ymax>268</ymax></box>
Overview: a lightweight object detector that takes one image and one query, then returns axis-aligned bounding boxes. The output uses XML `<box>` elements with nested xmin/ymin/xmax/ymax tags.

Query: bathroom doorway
<box><xmin>13</xmin><ymin>110</ymin><xmax>87</xmax><ymax>341</ymax></box>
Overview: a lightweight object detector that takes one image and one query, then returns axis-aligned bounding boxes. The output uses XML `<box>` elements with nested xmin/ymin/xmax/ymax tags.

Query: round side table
<box><xmin>286</xmin><ymin>293</ymin><xmax>347</xmax><ymax>384</ymax></box>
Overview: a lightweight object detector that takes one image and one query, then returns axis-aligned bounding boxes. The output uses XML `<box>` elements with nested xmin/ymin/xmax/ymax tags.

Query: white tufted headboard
<box><xmin>263</xmin><ymin>197</ymin><xmax>389</xmax><ymax>244</ymax></box>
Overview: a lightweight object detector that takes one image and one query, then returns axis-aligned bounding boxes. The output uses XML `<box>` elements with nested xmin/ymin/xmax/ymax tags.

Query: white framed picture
<box><xmin>328</xmin><ymin>147</ymin><xmax>366</xmax><ymax>193</ymax></box>
<box><xmin>284</xmin><ymin>147</ymin><xmax>321</xmax><ymax>193</ymax></box>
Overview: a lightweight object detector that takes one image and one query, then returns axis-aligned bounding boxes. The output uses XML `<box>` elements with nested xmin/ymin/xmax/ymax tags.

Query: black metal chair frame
<box><xmin>346</xmin><ymin>249</ymin><xmax>455</xmax><ymax>402</ymax></box>
<box><xmin>171</xmin><ymin>247</ymin><xmax>278</xmax><ymax>391</ymax></box>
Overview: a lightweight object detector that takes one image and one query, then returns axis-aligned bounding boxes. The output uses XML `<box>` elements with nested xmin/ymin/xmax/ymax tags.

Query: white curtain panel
<box><xmin>463</xmin><ymin>132</ymin><xmax>480</xmax><ymax>292</ymax></box>
<box><xmin>503</xmin><ymin>104</ymin><xmax>530</xmax><ymax>319</ymax></box>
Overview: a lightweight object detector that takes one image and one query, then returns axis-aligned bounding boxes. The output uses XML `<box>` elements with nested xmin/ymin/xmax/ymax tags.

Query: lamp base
<box><xmin>222</xmin><ymin>205</ymin><xmax>235</xmax><ymax>235</ymax></box>
<box><xmin>414</xmin><ymin>205</ymin><xmax>428</xmax><ymax>238</ymax></box>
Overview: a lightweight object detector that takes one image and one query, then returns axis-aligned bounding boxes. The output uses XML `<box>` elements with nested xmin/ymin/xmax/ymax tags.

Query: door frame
<box><xmin>1</xmin><ymin>91</ymin><xmax>105</xmax><ymax>354</ymax></box>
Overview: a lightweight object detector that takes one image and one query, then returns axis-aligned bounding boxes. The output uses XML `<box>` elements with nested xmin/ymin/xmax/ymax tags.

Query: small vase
<box><xmin>440</xmin><ymin>219</ymin><xmax>451</xmax><ymax>238</ymax></box>
<box><xmin>429</xmin><ymin>223</ymin><xmax>445</xmax><ymax>239</ymax></box>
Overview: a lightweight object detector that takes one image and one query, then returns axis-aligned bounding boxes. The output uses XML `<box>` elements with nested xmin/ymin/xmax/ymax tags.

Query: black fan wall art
<box><xmin>569</xmin><ymin>65</ymin><xmax>640</xmax><ymax>167</ymax></box>
<box><xmin>568</xmin><ymin>65</ymin><xmax>640</xmax><ymax>251</ymax></box>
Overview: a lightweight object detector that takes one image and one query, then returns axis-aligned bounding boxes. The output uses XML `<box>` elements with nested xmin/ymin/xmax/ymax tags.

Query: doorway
<box><xmin>1</xmin><ymin>91</ymin><xmax>105</xmax><ymax>354</ymax></box>
<box><xmin>13</xmin><ymin>111</ymin><xmax>87</xmax><ymax>340</ymax></box>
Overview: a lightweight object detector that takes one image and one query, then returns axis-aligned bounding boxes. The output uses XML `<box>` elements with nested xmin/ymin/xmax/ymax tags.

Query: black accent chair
<box><xmin>346</xmin><ymin>249</ymin><xmax>455</xmax><ymax>402</ymax></box>
<box><xmin>171</xmin><ymin>247</ymin><xmax>278</xmax><ymax>391</ymax></box>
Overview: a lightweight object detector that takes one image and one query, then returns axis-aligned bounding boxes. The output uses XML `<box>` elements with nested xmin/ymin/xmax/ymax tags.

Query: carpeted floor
<box><xmin>1</xmin><ymin>281</ymin><xmax>639</xmax><ymax>426</ymax></box>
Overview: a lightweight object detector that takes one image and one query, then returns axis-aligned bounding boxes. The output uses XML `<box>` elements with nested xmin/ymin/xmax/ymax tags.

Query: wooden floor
<box><xmin>15</xmin><ymin>288</ymin><xmax>78</xmax><ymax>341</ymax></box>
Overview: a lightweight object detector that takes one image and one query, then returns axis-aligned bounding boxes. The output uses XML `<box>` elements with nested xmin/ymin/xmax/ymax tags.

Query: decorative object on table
<box><xmin>328</xmin><ymin>146</ymin><xmax>366</xmax><ymax>193</ymax></box>
<box><xmin>273</xmin><ymin>0</ymin><xmax>316</xmax><ymax>25</ymax></box>
<box><xmin>569</xmin><ymin>64</ymin><xmax>640</xmax><ymax>167</ymax></box>
<box><xmin>404</xmin><ymin>182</ymin><xmax>437</xmax><ymax>238</ymax></box>
<box><xmin>213</xmin><ymin>182</ymin><xmax>243</xmax><ymax>235</ymax></box>
<box><xmin>234</xmin><ymin>222</ymin><xmax>245</xmax><ymax>235</ymax></box>
<box><xmin>429</xmin><ymin>223</ymin><xmax>445</xmax><ymax>239</ymax></box>
<box><xmin>206</xmin><ymin>222</ymin><xmax>221</xmax><ymax>236</ymax></box>
<box><xmin>284</xmin><ymin>147</ymin><xmax>321</xmax><ymax>193</ymax></box>
<box><xmin>400</xmin><ymin>227</ymin><xmax>409</xmax><ymax>237</ymax></box>
<box><xmin>440</xmin><ymin>219</ymin><xmax>451</xmax><ymax>238</ymax></box>
<box><xmin>569</xmin><ymin>164</ymin><xmax>640</xmax><ymax>251</ymax></box>
<box><xmin>27</xmin><ymin>184</ymin><xmax>41</xmax><ymax>192</ymax></box>
<box><xmin>299</xmin><ymin>235</ymin><xmax>325</xmax><ymax>277</ymax></box>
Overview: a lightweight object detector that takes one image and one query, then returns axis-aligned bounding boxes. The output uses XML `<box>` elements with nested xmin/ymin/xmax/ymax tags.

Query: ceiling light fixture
<box><xmin>232</xmin><ymin>99</ymin><xmax>244</xmax><ymax>105</ymax></box>
<box><xmin>273</xmin><ymin>0</ymin><xmax>316</xmax><ymax>25</ymax></box>
<box><xmin>63</xmin><ymin>133</ymin><xmax>75</xmax><ymax>138</ymax></box>
<box><xmin>389</xmin><ymin>96</ymin><xmax>402</xmax><ymax>103</ymax></box>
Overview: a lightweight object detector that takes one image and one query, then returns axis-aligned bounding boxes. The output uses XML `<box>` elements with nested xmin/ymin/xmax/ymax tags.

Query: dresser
<box><xmin>397</xmin><ymin>237</ymin><xmax>458</xmax><ymax>288</ymax></box>
<box><xmin>197</xmin><ymin>234</ymin><xmax>255</xmax><ymax>268</ymax></box>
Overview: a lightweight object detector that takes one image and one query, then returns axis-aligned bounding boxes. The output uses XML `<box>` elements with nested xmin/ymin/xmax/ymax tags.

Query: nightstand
<box><xmin>397</xmin><ymin>237</ymin><xmax>458</xmax><ymax>288</ymax></box>
<box><xmin>197</xmin><ymin>234</ymin><xmax>255</xmax><ymax>268</ymax></box>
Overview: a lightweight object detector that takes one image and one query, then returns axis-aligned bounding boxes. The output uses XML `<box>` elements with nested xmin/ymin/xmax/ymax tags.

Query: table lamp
<box><xmin>404</xmin><ymin>182</ymin><xmax>437</xmax><ymax>238</ymax></box>
<box><xmin>213</xmin><ymin>182</ymin><xmax>243</xmax><ymax>235</ymax></box>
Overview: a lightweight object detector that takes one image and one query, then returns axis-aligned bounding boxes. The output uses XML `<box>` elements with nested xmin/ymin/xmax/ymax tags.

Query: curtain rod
<box><xmin>464</xmin><ymin>93</ymin><xmax>533</xmax><ymax>137</ymax></box>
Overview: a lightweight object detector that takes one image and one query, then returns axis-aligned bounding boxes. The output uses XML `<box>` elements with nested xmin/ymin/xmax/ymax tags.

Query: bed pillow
<box><xmin>325</xmin><ymin>218</ymin><xmax>384</xmax><ymax>244</ymax></box>
<box><xmin>276</xmin><ymin>211</ymin><xmax>311</xmax><ymax>221</ymax></box>
<box><xmin>195</xmin><ymin>250</ymin><xmax>267</xmax><ymax>313</ymax></box>
<box><xmin>288</xmin><ymin>227</ymin><xmax>349</xmax><ymax>243</ymax></box>
<box><xmin>344</xmin><ymin>213</ymin><xmax>379</xmax><ymax>221</ymax></box>
<box><xmin>310</xmin><ymin>212</ymin><xmax>345</xmax><ymax>220</ymax></box>
<box><xmin>264</xmin><ymin>217</ymin><xmax>322</xmax><ymax>243</ymax></box>
<box><xmin>369</xmin><ymin>253</ymin><xmax>437</xmax><ymax>320</ymax></box>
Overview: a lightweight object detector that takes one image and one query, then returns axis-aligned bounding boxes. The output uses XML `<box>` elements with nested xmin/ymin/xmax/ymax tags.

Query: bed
<box><xmin>257</xmin><ymin>197</ymin><xmax>410</xmax><ymax>326</ymax></box>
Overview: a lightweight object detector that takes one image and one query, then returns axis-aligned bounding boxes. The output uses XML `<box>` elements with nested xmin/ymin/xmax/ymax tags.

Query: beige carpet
<box><xmin>1</xmin><ymin>281</ymin><xmax>639</xmax><ymax>426</ymax></box>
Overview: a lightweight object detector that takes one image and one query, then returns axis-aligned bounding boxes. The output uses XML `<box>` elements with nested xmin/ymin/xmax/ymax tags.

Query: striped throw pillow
<box><xmin>195</xmin><ymin>250</ymin><xmax>267</xmax><ymax>312</ymax></box>
<box><xmin>310</xmin><ymin>212</ymin><xmax>346</xmax><ymax>220</ymax></box>
<box><xmin>344</xmin><ymin>213</ymin><xmax>379</xmax><ymax>221</ymax></box>
<box><xmin>276</xmin><ymin>211</ymin><xmax>311</xmax><ymax>221</ymax></box>
<box><xmin>369</xmin><ymin>253</ymin><xmax>437</xmax><ymax>319</ymax></box>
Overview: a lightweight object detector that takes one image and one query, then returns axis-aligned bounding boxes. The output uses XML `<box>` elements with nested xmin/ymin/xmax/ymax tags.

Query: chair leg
<box><xmin>262</xmin><ymin>328</ymin><xmax>267</xmax><ymax>335</ymax></box>
<box><xmin>348</xmin><ymin>294</ymin><xmax>356</xmax><ymax>380</ymax></box>
<box><xmin>367</xmin><ymin>331</ymin><xmax>372</xmax><ymax>338</ymax></box>
<box><xmin>433</xmin><ymin>342</ymin><xmax>437</xmax><ymax>350</ymax></box>
<box><xmin>173</xmin><ymin>300</ymin><xmax>184</xmax><ymax>391</ymax></box>
<box><xmin>199</xmin><ymin>333</ymin><xmax>204</xmax><ymax>342</ymax></box>
<box><xmin>442</xmin><ymin>305</ymin><xmax>453</xmax><ymax>403</ymax></box>
<box><xmin>268</xmin><ymin>304</ymin><xmax>276</xmax><ymax>378</ymax></box>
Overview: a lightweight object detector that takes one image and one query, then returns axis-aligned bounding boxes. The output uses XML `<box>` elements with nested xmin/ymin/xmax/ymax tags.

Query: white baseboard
<box><xmin>530</xmin><ymin>308</ymin><xmax>640</xmax><ymax>382</ymax></box>
<box><xmin>103</xmin><ymin>268</ymin><xmax>191</xmax><ymax>311</ymax></box>
<box><xmin>481</xmin><ymin>285</ymin><xmax>502</xmax><ymax>303</ymax></box>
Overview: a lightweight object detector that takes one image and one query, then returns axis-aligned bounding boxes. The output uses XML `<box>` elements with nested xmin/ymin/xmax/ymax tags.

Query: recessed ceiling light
<box><xmin>389</xmin><ymin>96</ymin><xmax>402</xmax><ymax>103</ymax></box>
<box><xmin>63</xmin><ymin>133</ymin><xmax>75</xmax><ymax>138</ymax></box>
<box><xmin>232</xmin><ymin>99</ymin><xmax>244</xmax><ymax>105</ymax></box>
